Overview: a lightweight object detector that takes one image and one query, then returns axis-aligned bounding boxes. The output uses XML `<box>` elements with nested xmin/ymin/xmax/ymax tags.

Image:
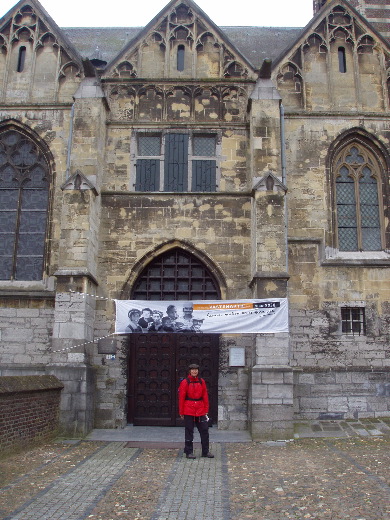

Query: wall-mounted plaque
<box><xmin>229</xmin><ymin>347</ymin><xmax>245</xmax><ymax>367</ymax></box>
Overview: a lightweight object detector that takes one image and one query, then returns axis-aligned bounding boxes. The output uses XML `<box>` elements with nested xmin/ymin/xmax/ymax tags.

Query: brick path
<box><xmin>1</xmin><ymin>424</ymin><xmax>390</xmax><ymax>520</ymax></box>
<box><xmin>150</xmin><ymin>444</ymin><xmax>229</xmax><ymax>520</ymax></box>
<box><xmin>2</xmin><ymin>443</ymin><xmax>139</xmax><ymax>520</ymax></box>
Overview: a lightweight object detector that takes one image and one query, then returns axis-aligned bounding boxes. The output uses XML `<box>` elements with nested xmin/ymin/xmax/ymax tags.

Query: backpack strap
<box><xmin>186</xmin><ymin>377</ymin><xmax>203</xmax><ymax>384</ymax></box>
<box><xmin>185</xmin><ymin>376</ymin><xmax>204</xmax><ymax>401</ymax></box>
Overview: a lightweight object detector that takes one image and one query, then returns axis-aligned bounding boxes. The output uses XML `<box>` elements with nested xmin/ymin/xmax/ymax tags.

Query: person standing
<box><xmin>178</xmin><ymin>363</ymin><xmax>214</xmax><ymax>459</ymax></box>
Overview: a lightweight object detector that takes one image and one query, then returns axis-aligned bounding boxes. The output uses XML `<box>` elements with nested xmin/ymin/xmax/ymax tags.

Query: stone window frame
<box><xmin>130</xmin><ymin>129</ymin><xmax>222</xmax><ymax>193</ymax></box>
<box><xmin>0</xmin><ymin>121</ymin><xmax>54</xmax><ymax>283</ymax></box>
<box><xmin>333</xmin><ymin>142</ymin><xmax>383</xmax><ymax>251</ymax></box>
<box><xmin>325</xmin><ymin>129</ymin><xmax>390</xmax><ymax>261</ymax></box>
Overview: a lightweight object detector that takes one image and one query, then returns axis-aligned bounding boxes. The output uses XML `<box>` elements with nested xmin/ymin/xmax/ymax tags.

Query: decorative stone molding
<box><xmin>252</xmin><ymin>173</ymin><xmax>287</xmax><ymax>193</ymax></box>
<box><xmin>61</xmin><ymin>171</ymin><xmax>98</xmax><ymax>195</ymax></box>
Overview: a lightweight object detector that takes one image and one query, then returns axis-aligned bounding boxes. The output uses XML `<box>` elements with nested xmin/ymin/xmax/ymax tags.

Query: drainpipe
<box><xmin>66</xmin><ymin>102</ymin><xmax>75</xmax><ymax>179</ymax></box>
<box><xmin>280</xmin><ymin>102</ymin><xmax>288</xmax><ymax>273</ymax></box>
<box><xmin>280</xmin><ymin>102</ymin><xmax>291</xmax><ymax>362</ymax></box>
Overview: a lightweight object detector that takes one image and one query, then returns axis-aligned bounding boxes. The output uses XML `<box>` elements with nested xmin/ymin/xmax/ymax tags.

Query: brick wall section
<box><xmin>342</xmin><ymin>0</ymin><xmax>390</xmax><ymax>41</ymax></box>
<box><xmin>0</xmin><ymin>375</ymin><xmax>64</xmax><ymax>456</ymax></box>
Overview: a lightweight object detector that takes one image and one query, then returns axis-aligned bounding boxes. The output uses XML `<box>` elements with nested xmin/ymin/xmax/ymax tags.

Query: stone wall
<box><xmin>99</xmin><ymin>193</ymin><xmax>252</xmax><ymax>301</ymax></box>
<box><xmin>216</xmin><ymin>334</ymin><xmax>253</xmax><ymax>430</ymax></box>
<box><xmin>294</xmin><ymin>368</ymin><xmax>390</xmax><ymax>420</ymax></box>
<box><xmin>0</xmin><ymin>294</ymin><xmax>55</xmax><ymax>365</ymax></box>
<box><xmin>290</xmin><ymin>306</ymin><xmax>390</xmax><ymax>370</ymax></box>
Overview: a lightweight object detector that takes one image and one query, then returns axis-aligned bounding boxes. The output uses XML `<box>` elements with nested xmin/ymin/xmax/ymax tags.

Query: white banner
<box><xmin>114</xmin><ymin>298</ymin><xmax>288</xmax><ymax>334</ymax></box>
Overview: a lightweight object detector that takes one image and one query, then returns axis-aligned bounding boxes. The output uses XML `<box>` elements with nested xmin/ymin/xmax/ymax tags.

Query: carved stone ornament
<box><xmin>61</xmin><ymin>170</ymin><xmax>98</xmax><ymax>195</ymax></box>
<box><xmin>252</xmin><ymin>172</ymin><xmax>287</xmax><ymax>193</ymax></box>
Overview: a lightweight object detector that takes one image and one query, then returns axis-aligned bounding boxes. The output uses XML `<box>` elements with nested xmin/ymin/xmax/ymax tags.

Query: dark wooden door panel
<box><xmin>128</xmin><ymin>333</ymin><xmax>219</xmax><ymax>427</ymax></box>
<box><xmin>175</xmin><ymin>333</ymin><xmax>219</xmax><ymax>426</ymax></box>
<box><xmin>132</xmin><ymin>333</ymin><xmax>176</xmax><ymax>426</ymax></box>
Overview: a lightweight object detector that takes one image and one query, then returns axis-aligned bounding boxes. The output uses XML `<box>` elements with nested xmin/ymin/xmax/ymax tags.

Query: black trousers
<box><xmin>184</xmin><ymin>415</ymin><xmax>209</xmax><ymax>456</ymax></box>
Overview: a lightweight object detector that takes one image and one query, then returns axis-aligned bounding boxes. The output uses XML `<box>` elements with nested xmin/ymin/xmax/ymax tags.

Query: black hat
<box><xmin>188</xmin><ymin>363</ymin><xmax>200</xmax><ymax>370</ymax></box>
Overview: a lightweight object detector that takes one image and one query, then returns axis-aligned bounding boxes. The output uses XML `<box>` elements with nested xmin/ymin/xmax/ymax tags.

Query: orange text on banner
<box><xmin>193</xmin><ymin>302</ymin><xmax>254</xmax><ymax>311</ymax></box>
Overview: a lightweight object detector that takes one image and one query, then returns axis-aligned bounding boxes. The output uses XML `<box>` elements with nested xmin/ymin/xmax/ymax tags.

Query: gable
<box><xmin>272</xmin><ymin>0</ymin><xmax>390</xmax><ymax>112</ymax></box>
<box><xmin>0</xmin><ymin>0</ymin><xmax>84</xmax><ymax>103</ymax></box>
<box><xmin>103</xmin><ymin>0</ymin><xmax>257</xmax><ymax>80</ymax></box>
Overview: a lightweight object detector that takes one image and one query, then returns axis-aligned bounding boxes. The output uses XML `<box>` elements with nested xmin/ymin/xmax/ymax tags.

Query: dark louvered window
<box><xmin>135</xmin><ymin>159</ymin><xmax>160</xmax><ymax>191</ymax></box>
<box><xmin>0</xmin><ymin>129</ymin><xmax>50</xmax><ymax>280</ymax></box>
<box><xmin>164</xmin><ymin>134</ymin><xmax>188</xmax><ymax>192</ymax></box>
<box><xmin>135</xmin><ymin>133</ymin><xmax>217</xmax><ymax>192</ymax></box>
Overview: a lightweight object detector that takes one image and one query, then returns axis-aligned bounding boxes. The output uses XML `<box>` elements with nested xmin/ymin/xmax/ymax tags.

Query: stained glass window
<box><xmin>0</xmin><ymin>129</ymin><xmax>50</xmax><ymax>280</ymax></box>
<box><xmin>335</xmin><ymin>144</ymin><xmax>382</xmax><ymax>251</ymax></box>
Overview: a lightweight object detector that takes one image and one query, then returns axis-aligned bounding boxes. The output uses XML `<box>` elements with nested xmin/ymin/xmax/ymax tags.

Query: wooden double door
<box><xmin>127</xmin><ymin>332</ymin><xmax>219</xmax><ymax>426</ymax></box>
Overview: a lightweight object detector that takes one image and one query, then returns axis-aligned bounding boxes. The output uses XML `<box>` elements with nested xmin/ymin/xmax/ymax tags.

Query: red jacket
<box><xmin>178</xmin><ymin>375</ymin><xmax>209</xmax><ymax>417</ymax></box>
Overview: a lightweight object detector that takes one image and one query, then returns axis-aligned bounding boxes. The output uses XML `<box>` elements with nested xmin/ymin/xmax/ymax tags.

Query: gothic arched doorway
<box><xmin>127</xmin><ymin>247</ymin><xmax>221</xmax><ymax>426</ymax></box>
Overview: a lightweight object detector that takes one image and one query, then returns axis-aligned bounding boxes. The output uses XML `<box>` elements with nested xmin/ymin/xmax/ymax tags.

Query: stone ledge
<box><xmin>0</xmin><ymin>291</ymin><xmax>55</xmax><ymax>300</ymax></box>
<box><xmin>54</xmin><ymin>269</ymin><xmax>99</xmax><ymax>286</ymax></box>
<box><xmin>321</xmin><ymin>259</ymin><xmax>390</xmax><ymax>267</ymax></box>
<box><xmin>0</xmin><ymin>375</ymin><xmax>64</xmax><ymax>395</ymax></box>
<box><xmin>296</xmin><ymin>366</ymin><xmax>390</xmax><ymax>373</ymax></box>
<box><xmin>252</xmin><ymin>365</ymin><xmax>293</xmax><ymax>372</ymax></box>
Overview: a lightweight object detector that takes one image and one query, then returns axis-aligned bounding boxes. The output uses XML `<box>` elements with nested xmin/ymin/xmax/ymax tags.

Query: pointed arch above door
<box><xmin>121</xmin><ymin>242</ymin><xmax>226</xmax><ymax>300</ymax></box>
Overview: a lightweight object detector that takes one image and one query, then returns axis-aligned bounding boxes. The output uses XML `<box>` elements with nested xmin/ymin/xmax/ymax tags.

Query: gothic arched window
<box><xmin>131</xmin><ymin>248</ymin><xmax>220</xmax><ymax>300</ymax></box>
<box><xmin>334</xmin><ymin>143</ymin><xmax>383</xmax><ymax>251</ymax></box>
<box><xmin>0</xmin><ymin>128</ymin><xmax>50</xmax><ymax>280</ymax></box>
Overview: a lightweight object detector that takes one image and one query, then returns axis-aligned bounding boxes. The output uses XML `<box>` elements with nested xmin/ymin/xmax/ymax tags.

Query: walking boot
<box><xmin>186</xmin><ymin>453</ymin><xmax>196</xmax><ymax>459</ymax></box>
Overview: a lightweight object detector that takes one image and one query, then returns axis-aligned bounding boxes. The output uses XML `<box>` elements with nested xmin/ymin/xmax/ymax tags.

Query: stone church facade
<box><xmin>0</xmin><ymin>0</ymin><xmax>389</xmax><ymax>439</ymax></box>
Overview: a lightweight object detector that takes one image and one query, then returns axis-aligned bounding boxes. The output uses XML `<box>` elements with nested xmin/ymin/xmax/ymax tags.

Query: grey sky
<box><xmin>1</xmin><ymin>0</ymin><xmax>313</xmax><ymax>28</ymax></box>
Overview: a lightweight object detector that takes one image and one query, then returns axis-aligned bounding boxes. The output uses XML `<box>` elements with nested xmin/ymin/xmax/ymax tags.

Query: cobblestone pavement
<box><xmin>294</xmin><ymin>417</ymin><xmax>390</xmax><ymax>439</ymax></box>
<box><xmin>1</xmin><ymin>422</ymin><xmax>390</xmax><ymax>520</ymax></box>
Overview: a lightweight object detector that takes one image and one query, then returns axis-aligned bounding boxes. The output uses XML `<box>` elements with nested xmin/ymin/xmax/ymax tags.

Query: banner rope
<box><xmin>50</xmin><ymin>291</ymin><xmax>116</xmax><ymax>352</ymax></box>
<box><xmin>69</xmin><ymin>290</ymin><xmax>110</xmax><ymax>301</ymax></box>
<box><xmin>51</xmin><ymin>333</ymin><xmax>116</xmax><ymax>353</ymax></box>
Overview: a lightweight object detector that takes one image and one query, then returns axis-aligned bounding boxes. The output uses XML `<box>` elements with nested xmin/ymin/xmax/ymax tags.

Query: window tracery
<box><xmin>333</xmin><ymin>142</ymin><xmax>384</xmax><ymax>251</ymax></box>
<box><xmin>357</xmin><ymin>35</ymin><xmax>375</xmax><ymax>54</ymax></box>
<box><xmin>36</xmin><ymin>32</ymin><xmax>58</xmax><ymax>51</ymax></box>
<box><xmin>107</xmin><ymin>83</ymin><xmax>248</xmax><ymax>123</ymax></box>
<box><xmin>196</xmin><ymin>32</ymin><xmax>219</xmax><ymax>51</ymax></box>
<box><xmin>1</xmin><ymin>3</ymin><xmax>81</xmax><ymax>85</ymax></box>
<box><xmin>115</xmin><ymin>61</ymin><xmax>137</xmax><ymax>78</ymax></box>
<box><xmin>58</xmin><ymin>61</ymin><xmax>81</xmax><ymax>80</ymax></box>
<box><xmin>0</xmin><ymin>127</ymin><xmax>51</xmax><ymax>280</ymax></box>
<box><xmin>302</xmin><ymin>33</ymin><xmax>328</xmax><ymax>53</ymax></box>
<box><xmin>276</xmin><ymin>4</ymin><xmax>388</xmax><ymax>110</ymax></box>
<box><xmin>105</xmin><ymin>5</ymin><xmax>249</xmax><ymax>79</ymax></box>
